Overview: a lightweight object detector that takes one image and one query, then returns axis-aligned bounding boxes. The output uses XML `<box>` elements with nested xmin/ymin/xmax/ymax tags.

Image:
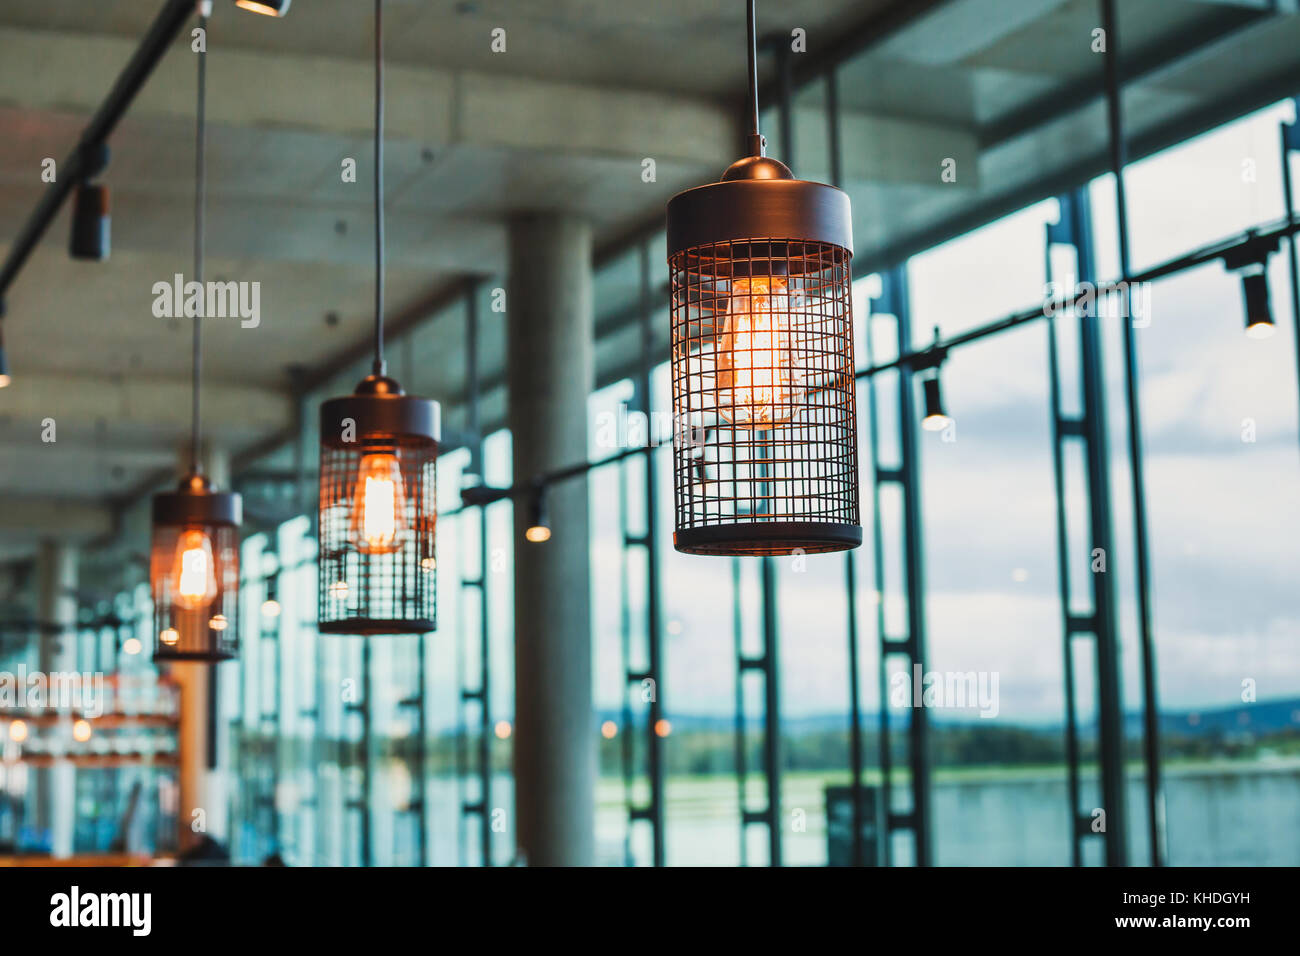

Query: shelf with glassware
<box><xmin>1</xmin><ymin>672</ymin><xmax>180</xmax><ymax>768</ymax></box>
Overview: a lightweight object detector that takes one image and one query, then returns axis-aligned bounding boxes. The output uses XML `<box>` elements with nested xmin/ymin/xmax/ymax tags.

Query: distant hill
<box><xmin>590</xmin><ymin>697</ymin><xmax>1300</xmax><ymax>739</ymax></box>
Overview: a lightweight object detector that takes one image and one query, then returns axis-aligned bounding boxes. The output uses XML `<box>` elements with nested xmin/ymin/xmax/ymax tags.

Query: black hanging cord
<box><xmin>373</xmin><ymin>0</ymin><xmax>387</xmax><ymax>376</ymax></box>
<box><xmin>191</xmin><ymin>8</ymin><xmax>208</xmax><ymax>475</ymax></box>
<box><xmin>745</xmin><ymin>0</ymin><xmax>763</xmax><ymax>157</ymax></box>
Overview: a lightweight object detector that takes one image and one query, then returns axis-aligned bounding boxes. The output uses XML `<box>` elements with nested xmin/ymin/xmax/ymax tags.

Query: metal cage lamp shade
<box><xmin>151</xmin><ymin>6</ymin><xmax>241</xmax><ymax>663</ymax></box>
<box><xmin>318</xmin><ymin>374</ymin><xmax>440</xmax><ymax>634</ymax></box>
<box><xmin>666</xmin><ymin>0</ymin><xmax>861</xmax><ymax>557</ymax></box>
<box><xmin>152</xmin><ymin>473</ymin><xmax>242</xmax><ymax>662</ymax></box>
<box><xmin>317</xmin><ymin>1</ymin><xmax>442</xmax><ymax>635</ymax></box>
<box><xmin>667</xmin><ymin>160</ymin><xmax>862</xmax><ymax>556</ymax></box>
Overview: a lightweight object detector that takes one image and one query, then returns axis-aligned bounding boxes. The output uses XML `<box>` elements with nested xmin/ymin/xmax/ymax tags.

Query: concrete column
<box><xmin>506</xmin><ymin>214</ymin><xmax>595</xmax><ymax>866</ymax></box>
<box><xmin>172</xmin><ymin>442</ymin><xmax>231</xmax><ymax>851</ymax></box>
<box><xmin>36</xmin><ymin>540</ymin><xmax>77</xmax><ymax>857</ymax></box>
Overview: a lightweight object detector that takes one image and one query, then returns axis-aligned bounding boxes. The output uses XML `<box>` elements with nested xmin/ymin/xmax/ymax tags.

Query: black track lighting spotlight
<box><xmin>921</xmin><ymin>374</ymin><xmax>951</xmax><ymax>432</ymax></box>
<box><xmin>525</xmin><ymin>483</ymin><xmax>551</xmax><ymax>544</ymax></box>
<box><xmin>69</xmin><ymin>141</ymin><xmax>110</xmax><ymax>262</ymax></box>
<box><xmin>0</xmin><ymin>318</ymin><xmax>10</xmax><ymax>389</ymax></box>
<box><xmin>917</xmin><ymin>325</ymin><xmax>952</xmax><ymax>432</ymax></box>
<box><xmin>234</xmin><ymin>0</ymin><xmax>291</xmax><ymax>16</ymax></box>
<box><xmin>1240</xmin><ymin>267</ymin><xmax>1274</xmax><ymax>339</ymax></box>
<box><xmin>1223</xmin><ymin>236</ymin><xmax>1279</xmax><ymax>340</ymax></box>
<box><xmin>69</xmin><ymin>182</ymin><xmax>111</xmax><ymax>261</ymax></box>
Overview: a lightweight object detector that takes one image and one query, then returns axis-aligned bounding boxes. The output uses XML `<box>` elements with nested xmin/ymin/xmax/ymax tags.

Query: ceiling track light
<box><xmin>152</xmin><ymin>8</ymin><xmax>242</xmax><ymax>664</ymax></box>
<box><xmin>69</xmin><ymin>183</ymin><xmax>110</xmax><ymax>261</ymax></box>
<box><xmin>921</xmin><ymin>375</ymin><xmax>951</xmax><ymax>431</ymax></box>
<box><xmin>524</xmin><ymin>482</ymin><xmax>551</xmax><ymax>543</ymax></box>
<box><xmin>317</xmin><ymin>0</ymin><xmax>440</xmax><ymax>637</ymax></box>
<box><xmin>1223</xmin><ymin>235</ymin><xmax>1279</xmax><ymax>340</ymax></box>
<box><xmin>0</xmin><ymin>311</ymin><xmax>10</xmax><ymax>388</ymax></box>
<box><xmin>233</xmin><ymin>0</ymin><xmax>291</xmax><ymax>16</ymax></box>
<box><xmin>69</xmin><ymin>143</ymin><xmax>111</xmax><ymax>262</ymax></box>
<box><xmin>1240</xmin><ymin>268</ymin><xmax>1275</xmax><ymax>339</ymax></box>
<box><xmin>917</xmin><ymin>326</ymin><xmax>952</xmax><ymax>432</ymax></box>
<box><xmin>665</xmin><ymin>0</ymin><xmax>861</xmax><ymax>557</ymax></box>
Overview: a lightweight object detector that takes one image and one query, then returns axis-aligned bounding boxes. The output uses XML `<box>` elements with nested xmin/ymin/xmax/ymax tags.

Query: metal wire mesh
<box><xmin>151</xmin><ymin>523</ymin><xmax>240</xmax><ymax>660</ymax></box>
<box><xmin>671</xmin><ymin>238</ymin><xmax>859</xmax><ymax>555</ymax></box>
<box><xmin>317</xmin><ymin>436</ymin><xmax>437</xmax><ymax>633</ymax></box>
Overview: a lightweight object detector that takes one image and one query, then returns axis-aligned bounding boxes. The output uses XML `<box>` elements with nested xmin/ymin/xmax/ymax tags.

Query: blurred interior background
<box><xmin>1</xmin><ymin>0</ymin><xmax>1299</xmax><ymax>866</ymax></box>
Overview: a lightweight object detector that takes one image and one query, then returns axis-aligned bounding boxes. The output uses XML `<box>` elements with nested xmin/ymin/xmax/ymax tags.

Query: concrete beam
<box><xmin>0</xmin><ymin>25</ymin><xmax>734</xmax><ymax>167</ymax></box>
<box><xmin>792</xmin><ymin>108</ymin><xmax>980</xmax><ymax>188</ymax></box>
<box><xmin>0</xmin><ymin>498</ymin><xmax>113</xmax><ymax>538</ymax></box>
<box><xmin>0</xmin><ymin>370</ymin><xmax>291</xmax><ymax>434</ymax></box>
<box><xmin>0</xmin><ymin>25</ymin><xmax>980</xmax><ymax>185</ymax></box>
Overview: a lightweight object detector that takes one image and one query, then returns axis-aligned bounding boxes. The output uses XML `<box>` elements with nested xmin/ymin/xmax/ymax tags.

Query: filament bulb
<box><xmin>350</xmin><ymin>452</ymin><xmax>407</xmax><ymax>554</ymax></box>
<box><xmin>715</xmin><ymin>275</ymin><xmax>801</xmax><ymax>427</ymax></box>
<box><xmin>171</xmin><ymin>529</ymin><xmax>218</xmax><ymax>611</ymax></box>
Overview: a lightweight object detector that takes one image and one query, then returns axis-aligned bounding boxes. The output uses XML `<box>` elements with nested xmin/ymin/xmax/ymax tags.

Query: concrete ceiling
<box><xmin>1</xmin><ymin>0</ymin><xmax>1299</xmax><ymax>572</ymax></box>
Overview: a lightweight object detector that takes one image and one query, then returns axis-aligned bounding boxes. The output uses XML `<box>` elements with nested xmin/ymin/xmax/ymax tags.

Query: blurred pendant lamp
<box><xmin>152</xmin><ymin>4</ymin><xmax>242</xmax><ymax>663</ymax></box>
<box><xmin>665</xmin><ymin>0</ymin><xmax>861</xmax><ymax>556</ymax></box>
<box><xmin>317</xmin><ymin>0</ymin><xmax>440</xmax><ymax>635</ymax></box>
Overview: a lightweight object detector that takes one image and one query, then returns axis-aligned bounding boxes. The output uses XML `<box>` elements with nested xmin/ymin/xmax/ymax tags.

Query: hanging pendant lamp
<box><xmin>666</xmin><ymin>0</ymin><xmax>861</xmax><ymax>557</ymax></box>
<box><xmin>317</xmin><ymin>0</ymin><xmax>440</xmax><ymax>636</ymax></box>
<box><xmin>152</xmin><ymin>6</ymin><xmax>242</xmax><ymax>663</ymax></box>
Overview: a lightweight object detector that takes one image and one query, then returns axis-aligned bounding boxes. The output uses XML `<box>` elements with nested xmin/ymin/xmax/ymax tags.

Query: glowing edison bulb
<box><xmin>715</xmin><ymin>275</ymin><xmax>801</xmax><ymax>427</ymax></box>
<box><xmin>349</xmin><ymin>453</ymin><xmax>407</xmax><ymax>554</ymax></box>
<box><xmin>171</xmin><ymin>529</ymin><xmax>218</xmax><ymax>611</ymax></box>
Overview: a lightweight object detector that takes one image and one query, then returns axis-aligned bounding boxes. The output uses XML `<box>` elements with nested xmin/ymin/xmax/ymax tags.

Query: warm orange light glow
<box><xmin>234</xmin><ymin>0</ymin><xmax>284</xmax><ymax>15</ymax></box>
<box><xmin>122</xmin><ymin>637</ymin><xmax>142</xmax><ymax>656</ymax></box>
<box><xmin>601</xmin><ymin>720</ymin><xmax>618</xmax><ymax>739</ymax></box>
<box><xmin>171</xmin><ymin>529</ymin><xmax>218</xmax><ymax>611</ymax></box>
<box><xmin>350</xmin><ymin>453</ymin><xmax>407</xmax><ymax>554</ymax></box>
<box><xmin>329</xmin><ymin>580</ymin><xmax>349</xmax><ymax>598</ymax></box>
<box><xmin>494</xmin><ymin>720</ymin><xmax>512</xmax><ymax>740</ymax></box>
<box><xmin>9</xmin><ymin>720</ymin><xmax>28</xmax><ymax>743</ymax></box>
<box><xmin>73</xmin><ymin>719</ymin><xmax>92</xmax><ymax>743</ymax></box>
<box><xmin>922</xmin><ymin>411</ymin><xmax>952</xmax><ymax>432</ymax></box>
<box><xmin>420</xmin><ymin>557</ymin><xmax>436</xmax><ymax>571</ymax></box>
<box><xmin>159</xmin><ymin>628</ymin><xmax>179</xmax><ymax>646</ymax></box>
<box><xmin>525</xmin><ymin>525</ymin><xmax>551</xmax><ymax>543</ymax></box>
<box><xmin>0</xmin><ymin>375</ymin><xmax>10</xmax><ymax>389</ymax></box>
<box><xmin>716</xmin><ymin>275</ymin><xmax>800</xmax><ymax>428</ymax></box>
<box><xmin>209</xmin><ymin>614</ymin><xmax>229</xmax><ymax>631</ymax></box>
<box><xmin>261</xmin><ymin>599</ymin><xmax>281</xmax><ymax>618</ymax></box>
<box><xmin>654</xmin><ymin>719</ymin><xmax>672</xmax><ymax>738</ymax></box>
